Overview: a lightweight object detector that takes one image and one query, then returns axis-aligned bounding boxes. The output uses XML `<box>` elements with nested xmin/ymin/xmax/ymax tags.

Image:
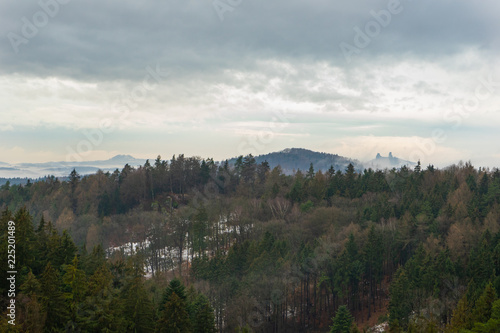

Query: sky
<box><xmin>1</xmin><ymin>0</ymin><xmax>500</xmax><ymax>168</ymax></box>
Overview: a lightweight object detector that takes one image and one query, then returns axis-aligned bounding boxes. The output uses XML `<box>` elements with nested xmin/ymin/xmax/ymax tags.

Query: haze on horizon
<box><xmin>1</xmin><ymin>0</ymin><xmax>499</xmax><ymax>168</ymax></box>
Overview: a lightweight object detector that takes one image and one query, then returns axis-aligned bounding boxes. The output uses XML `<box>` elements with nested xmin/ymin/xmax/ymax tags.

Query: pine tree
<box><xmin>193</xmin><ymin>294</ymin><xmax>216</xmax><ymax>333</ymax></box>
<box><xmin>83</xmin><ymin>244</ymin><xmax>107</xmax><ymax>276</ymax></box>
<box><xmin>364</xmin><ymin>225</ymin><xmax>384</xmax><ymax>315</ymax></box>
<box><xmin>157</xmin><ymin>292</ymin><xmax>191</xmax><ymax>333</ymax></box>
<box><xmin>241</xmin><ymin>154</ymin><xmax>256</xmax><ymax>184</ymax></box>
<box><xmin>306</xmin><ymin>163</ymin><xmax>315</xmax><ymax>180</ymax></box>
<box><xmin>389</xmin><ymin>268</ymin><xmax>413</xmax><ymax>328</ymax></box>
<box><xmin>14</xmin><ymin>207</ymin><xmax>35</xmax><ymax>270</ymax></box>
<box><xmin>121</xmin><ymin>257</ymin><xmax>154</xmax><ymax>332</ymax></box>
<box><xmin>289</xmin><ymin>172</ymin><xmax>305</xmax><ymax>203</ymax></box>
<box><xmin>19</xmin><ymin>270</ymin><xmax>46</xmax><ymax>332</ymax></box>
<box><xmin>54</xmin><ymin>230</ymin><xmax>78</xmax><ymax>267</ymax></box>
<box><xmin>447</xmin><ymin>293</ymin><xmax>471</xmax><ymax>332</ymax></box>
<box><xmin>471</xmin><ymin>283</ymin><xmax>497</xmax><ymax>324</ymax></box>
<box><xmin>344</xmin><ymin>163</ymin><xmax>357</xmax><ymax>198</ymax></box>
<box><xmin>470</xmin><ymin>299</ymin><xmax>500</xmax><ymax>332</ymax></box>
<box><xmin>70</xmin><ymin>168</ymin><xmax>80</xmax><ymax>213</ymax></box>
<box><xmin>40</xmin><ymin>262</ymin><xmax>69</xmax><ymax>331</ymax></box>
<box><xmin>330</xmin><ymin>305</ymin><xmax>354</xmax><ymax>333</ymax></box>
<box><xmin>122</xmin><ymin>276</ymin><xmax>154</xmax><ymax>332</ymax></box>
<box><xmin>161</xmin><ymin>278</ymin><xmax>187</xmax><ymax>308</ymax></box>
<box><xmin>79</xmin><ymin>264</ymin><xmax>126</xmax><ymax>332</ymax></box>
<box><xmin>63</xmin><ymin>256</ymin><xmax>87</xmax><ymax>323</ymax></box>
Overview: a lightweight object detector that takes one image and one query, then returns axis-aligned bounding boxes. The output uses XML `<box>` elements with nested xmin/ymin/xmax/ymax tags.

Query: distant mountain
<box><xmin>0</xmin><ymin>150</ymin><xmax>416</xmax><ymax>180</ymax></box>
<box><xmin>365</xmin><ymin>152</ymin><xmax>416</xmax><ymax>170</ymax></box>
<box><xmin>0</xmin><ymin>177</ymin><xmax>33</xmax><ymax>186</ymax></box>
<box><xmin>0</xmin><ymin>155</ymin><xmax>147</xmax><ymax>179</ymax></box>
<box><xmin>228</xmin><ymin>148</ymin><xmax>363</xmax><ymax>174</ymax></box>
<box><xmin>107</xmin><ymin>154</ymin><xmax>144</xmax><ymax>165</ymax></box>
<box><xmin>17</xmin><ymin>154</ymin><xmax>145</xmax><ymax>169</ymax></box>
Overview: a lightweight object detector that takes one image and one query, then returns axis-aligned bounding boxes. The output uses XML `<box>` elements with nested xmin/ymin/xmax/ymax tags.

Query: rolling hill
<box><xmin>228</xmin><ymin>148</ymin><xmax>364</xmax><ymax>174</ymax></box>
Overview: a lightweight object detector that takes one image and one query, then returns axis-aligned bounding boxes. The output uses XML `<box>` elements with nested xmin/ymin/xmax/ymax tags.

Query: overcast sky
<box><xmin>1</xmin><ymin>0</ymin><xmax>499</xmax><ymax>167</ymax></box>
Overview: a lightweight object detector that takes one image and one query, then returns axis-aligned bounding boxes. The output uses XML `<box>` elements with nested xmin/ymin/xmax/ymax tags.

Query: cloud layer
<box><xmin>1</xmin><ymin>0</ymin><xmax>499</xmax><ymax>166</ymax></box>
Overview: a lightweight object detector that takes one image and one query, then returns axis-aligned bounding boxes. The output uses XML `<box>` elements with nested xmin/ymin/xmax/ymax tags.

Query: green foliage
<box><xmin>389</xmin><ymin>268</ymin><xmax>413</xmax><ymax>327</ymax></box>
<box><xmin>300</xmin><ymin>199</ymin><xmax>314</xmax><ymax>212</ymax></box>
<box><xmin>40</xmin><ymin>262</ymin><xmax>68</xmax><ymax>330</ymax></box>
<box><xmin>161</xmin><ymin>278</ymin><xmax>187</xmax><ymax>307</ymax></box>
<box><xmin>192</xmin><ymin>294</ymin><xmax>216</xmax><ymax>333</ymax></box>
<box><xmin>471</xmin><ymin>283</ymin><xmax>497</xmax><ymax>324</ymax></box>
<box><xmin>0</xmin><ymin>208</ymin><xmax>216</xmax><ymax>332</ymax></box>
<box><xmin>2</xmin><ymin>157</ymin><xmax>500</xmax><ymax>332</ymax></box>
<box><xmin>448</xmin><ymin>293</ymin><xmax>471</xmax><ymax>332</ymax></box>
<box><xmin>157</xmin><ymin>292</ymin><xmax>191</xmax><ymax>333</ymax></box>
<box><xmin>330</xmin><ymin>305</ymin><xmax>354</xmax><ymax>333</ymax></box>
<box><xmin>469</xmin><ymin>299</ymin><xmax>500</xmax><ymax>332</ymax></box>
<box><xmin>63</xmin><ymin>256</ymin><xmax>87</xmax><ymax>322</ymax></box>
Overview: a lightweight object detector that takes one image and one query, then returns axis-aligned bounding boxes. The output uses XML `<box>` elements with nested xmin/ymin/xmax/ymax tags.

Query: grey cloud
<box><xmin>1</xmin><ymin>0</ymin><xmax>499</xmax><ymax>82</ymax></box>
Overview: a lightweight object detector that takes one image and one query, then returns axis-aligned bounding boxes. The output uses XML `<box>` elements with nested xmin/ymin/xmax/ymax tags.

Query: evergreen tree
<box><xmin>19</xmin><ymin>270</ymin><xmax>46</xmax><ymax>332</ymax></box>
<box><xmin>121</xmin><ymin>257</ymin><xmax>154</xmax><ymax>332</ymax></box>
<box><xmin>40</xmin><ymin>262</ymin><xmax>69</xmax><ymax>331</ymax></box>
<box><xmin>471</xmin><ymin>283</ymin><xmax>497</xmax><ymax>324</ymax></box>
<box><xmin>122</xmin><ymin>276</ymin><xmax>154</xmax><ymax>332</ymax></box>
<box><xmin>447</xmin><ymin>293</ymin><xmax>471</xmax><ymax>332</ymax></box>
<box><xmin>54</xmin><ymin>230</ymin><xmax>78</xmax><ymax>267</ymax></box>
<box><xmin>83</xmin><ymin>244</ymin><xmax>107</xmax><ymax>276</ymax></box>
<box><xmin>330</xmin><ymin>305</ymin><xmax>354</xmax><ymax>333</ymax></box>
<box><xmin>13</xmin><ymin>207</ymin><xmax>35</xmax><ymax>271</ymax></box>
<box><xmin>79</xmin><ymin>264</ymin><xmax>126</xmax><ymax>332</ymax></box>
<box><xmin>193</xmin><ymin>294</ymin><xmax>216</xmax><ymax>333</ymax></box>
<box><xmin>241</xmin><ymin>154</ymin><xmax>256</xmax><ymax>184</ymax></box>
<box><xmin>161</xmin><ymin>278</ymin><xmax>187</xmax><ymax>308</ymax></box>
<box><xmin>63</xmin><ymin>256</ymin><xmax>87</xmax><ymax>323</ymax></box>
<box><xmin>389</xmin><ymin>268</ymin><xmax>413</xmax><ymax>328</ymax></box>
<box><xmin>157</xmin><ymin>292</ymin><xmax>191</xmax><ymax>333</ymax></box>
<box><xmin>470</xmin><ymin>299</ymin><xmax>500</xmax><ymax>332</ymax></box>
<box><xmin>306</xmin><ymin>163</ymin><xmax>315</xmax><ymax>180</ymax></box>
<box><xmin>70</xmin><ymin>168</ymin><xmax>80</xmax><ymax>213</ymax></box>
<box><xmin>344</xmin><ymin>163</ymin><xmax>357</xmax><ymax>198</ymax></box>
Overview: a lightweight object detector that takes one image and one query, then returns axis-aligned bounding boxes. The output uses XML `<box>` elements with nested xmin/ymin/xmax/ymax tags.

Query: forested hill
<box><xmin>228</xmin><ymin>148</ymin><xmax>364</xmax><ymax>174</ymax></box>
<box><xmin>1</xmin><ymin>153</ymin><xmax>500</xmax><ymax>332</ymax></box>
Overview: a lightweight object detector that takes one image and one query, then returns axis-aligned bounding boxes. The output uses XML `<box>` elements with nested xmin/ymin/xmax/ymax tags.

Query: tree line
<box><xmin>1</xmin><ymin>154</ymin><xmax>500</xmax><ymax>331</ymax></box>
<box><xmin>0</xmin><ymin>208</ymin><xmax>216</xmax><ymax>332</ymax></box>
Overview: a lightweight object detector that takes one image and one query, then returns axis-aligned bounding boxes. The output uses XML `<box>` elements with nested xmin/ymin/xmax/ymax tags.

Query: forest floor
<box><xmin>356</xmin><ymin>276</ymin><xmax>391</xmax><ymax>332</ymax></box>
<box><xmin>357</xmin><ymin>297</ymin><xmax>389</xmax><ymax>331</ymax></box>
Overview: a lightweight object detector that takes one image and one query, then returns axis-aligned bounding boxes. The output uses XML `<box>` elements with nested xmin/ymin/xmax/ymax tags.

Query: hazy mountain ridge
<box><xmin>16</xmin><ymin>154</ymin><xmax>145</xmax><ymax>168</ymax></box>
<box><xmin>0</xmin><ymin>149</ymin><xmax>415</xmax><ymax>180</ymax></box>
<box><xmin>228</xmin><ymin>148</ymin><xmax>364</xmax><ymax>175</ymax></box>
<box><xmin>0</xmin><ymin>155</ymin><xmax>147</xmax><ymax>179</ymax></box>
<box><xmin>227</xmin><ymin>148</ymin><xmax>413</xmax><ymax>175</ymax></box>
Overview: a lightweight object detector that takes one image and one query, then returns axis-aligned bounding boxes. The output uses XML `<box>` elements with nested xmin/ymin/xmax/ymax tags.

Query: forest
<box><xmin>1</xmin><ymin>153</ymin><xmax>500</xmax><ymax>332</ymax></box>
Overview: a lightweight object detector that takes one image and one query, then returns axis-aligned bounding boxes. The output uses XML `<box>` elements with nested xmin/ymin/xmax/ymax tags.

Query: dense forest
<box><xmin>227</xmin><ymin>148</ymin><xmax>363</xmax><ymax>175</ymax></box>
<box><xmin>1</xmin><ymin>153</ymin><xmax>500</xmax><ymax>332</ymax></box>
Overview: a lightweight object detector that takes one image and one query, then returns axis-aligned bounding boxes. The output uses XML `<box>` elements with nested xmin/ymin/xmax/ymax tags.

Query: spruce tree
<box><xmin>40</xmin><ymin>262</ymin><xmax>69</xmax><ymax>331</ymax></box>
<box><xmin>471</xmin><ymin>283</ymin><xmax>497</xmax><ymax>324</ymax></box>
<box><xmin>19</xmin><ymin>270</ymin><xmax>46</xmax><ymax>332</ymax></box>
<box><xmin>447</xmin><ymin>293</ymin><xmax>471</xmax><ymax>332</ymax></box>
<box><xmin>122</xmin><ymin>277</ymin><xmax>154</xmax><ymax>332</ymax></box>
<box><xmin>193</xmin><ymin>294</ymin><xmax>216</xmax><ymax>333</ymax></box>
<box><xmin>161</xmin><ymin>278</ymin><xmax>187</xmax><ymax>307</ymax></box>
<box><xmin>330</xmin><ymin>305</ymin><xmax>353</xmax><ymax>333</ymax></box>
<box><xmin>157</xmin><ymin>292</ymin><xmax>191</xmax><ymax>333</ymax></box>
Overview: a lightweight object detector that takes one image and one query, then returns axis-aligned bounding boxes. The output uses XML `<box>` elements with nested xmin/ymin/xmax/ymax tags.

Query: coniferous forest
<box><xmin>1</xmin><ymin>154</ymin><xmax>500</xmax><ymax>332</ymax></box>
